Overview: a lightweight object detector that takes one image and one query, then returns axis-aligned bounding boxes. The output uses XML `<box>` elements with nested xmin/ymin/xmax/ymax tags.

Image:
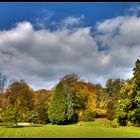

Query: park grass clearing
<box><xmin>0</xmin><ymin>118</ymin><xmax>140</xmax><ymax>138</ymax></box>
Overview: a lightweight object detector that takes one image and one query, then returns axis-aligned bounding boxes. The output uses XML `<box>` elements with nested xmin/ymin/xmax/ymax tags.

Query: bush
<box><xmin>94</xmin><ymin>108</ymin><xmax>107</xmax><ymax>118</ymax></box>
<box><xmin>127</xmin><ymin>121</ymin><xmax>133</xmax><ymax>127</ymax></box>
<box><xmin>37</xmin><ymin>107</ymin><xmax>50</xmax><ymax>124</ymax></box>
<box><xmin>107</xmin><ymin>110</ymin><xmax>115</xmax><ymax>120</ymax></box>
<box><xmin>79</xmin><ymin>110</ymin><xmax>95</xmax><ymax>122</ymax></box>
<box><xmin>111</xmin><ymin>118</ymin><xmax>119</xmax><ymax>128</ymax></box>
<box><xmin>25</xmin><ymin>111</ymin><xmax>39</xmax><ymax>124</ymax></box>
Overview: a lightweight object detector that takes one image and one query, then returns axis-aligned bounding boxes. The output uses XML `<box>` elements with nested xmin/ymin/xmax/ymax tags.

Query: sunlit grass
<box><xmin>0</xmin><ymin>118</ymin><xmax>139</xmax><ymax>138</ymax></box>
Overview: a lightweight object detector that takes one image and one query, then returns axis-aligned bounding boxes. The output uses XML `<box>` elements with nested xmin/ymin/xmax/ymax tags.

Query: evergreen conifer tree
<box><xmin>48</xmin><ymin>82</ymin><xmax>67</xmax><ymax>124</ymax></box>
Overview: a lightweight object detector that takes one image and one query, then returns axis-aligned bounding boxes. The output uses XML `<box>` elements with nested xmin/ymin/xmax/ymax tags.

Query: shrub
<box><xmin>79</xmin><ymin>110</ymin><xmax>95</xmax><ymax>122</ymax></box>
<box><xmin>94</xmin><ymin>108</ymin><xmax>107</xmax><ymax>118</ymax></box>
<box><xmin>111</xmin><ymin>118</ymin><xmax>119</xmax><ymax>128</ymax></box>
<box><xmin>127</xmin><ymin>121</ymin><xmax>133</xmax><ymax>127</ymax></box>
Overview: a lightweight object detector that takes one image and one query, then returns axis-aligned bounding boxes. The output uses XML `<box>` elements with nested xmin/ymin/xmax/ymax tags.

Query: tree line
<box><xmin>0</xmin><ymin>58</ymin><xmax>140</xmax><ymax>127</ymax></box>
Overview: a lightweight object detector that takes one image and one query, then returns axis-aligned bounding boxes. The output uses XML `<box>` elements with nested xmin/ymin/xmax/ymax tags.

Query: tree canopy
<box><xmin>0</xmin><ymin>58</ymin><xmax>140</xmax><ymax>127</ymax></box>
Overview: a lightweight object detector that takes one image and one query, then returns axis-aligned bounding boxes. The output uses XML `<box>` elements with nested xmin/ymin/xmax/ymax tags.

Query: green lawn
<box><xmin>0</xmin><ymin>119</ymin><xmax>140</xmax><ymax>138</ymax></box>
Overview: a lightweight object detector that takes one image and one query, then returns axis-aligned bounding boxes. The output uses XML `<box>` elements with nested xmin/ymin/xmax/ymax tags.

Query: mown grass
<box><xmin>0</xmin><ymin>118</ymin><xmax>140</xmax><ymax>138</ymax></box>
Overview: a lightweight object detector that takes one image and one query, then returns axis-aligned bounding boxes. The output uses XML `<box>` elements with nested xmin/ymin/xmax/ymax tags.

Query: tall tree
<box><xmin>60</xmin><ymin>74</ymin><xmax>79</xmax><ymax>123</ymax></box>
<box><xmin>133</xmin><ymin>59</ymin><xmax>140</xmax><ymax>87</ymax></box>
<box><xmin>48</xmin><ymin>82</ymin><xmax>67</xmax><ymax>124</ymax></box>
<box><xmin>106</xmin><ymin>78</ymin><xmax>124</xmax><ymax>120</ymax></box>
<box><xmin>115</xmin><ymin>79</ymin><xmax>135</xmax><ymax>126</ymax></box>
<box><xmin>60</xmin><ymin>73</ymin><xmax>79</xmax><ymax>87</ymax></box>
<box><xmin>131</xmin><ymin>58</ymin><xmax>140</xmax><ymax>125</ymax></box>
<box><xmin>65</xmin><ymin>86</ymin><xmax>77</xmax><ymax>123</ymax></box>
<box><xmin>5</xmin><ymin>80</ymin><xmax>34</xmax><ymax>110</ymax></box>
<box><xmin>72</xmin><ymin>81</ymin><xmax>97</xmax><ymax>121</ymax></box>
<box><xmin>48</xmin><ymin>73</ymin><xmax>79</xmax><ymax>125</ymax></box>
<box><xmin>115</xmin><ymin>58</ymin><xmax>140</xmax><ymax>126</ymax></box>
<box><xmin>34</xmin><ymin>89</ymin><xmax>52</xmax><ymax>124</ymax></box>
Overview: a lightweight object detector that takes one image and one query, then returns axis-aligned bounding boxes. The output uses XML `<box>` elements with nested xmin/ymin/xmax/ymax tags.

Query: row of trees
<box><xmin>113</xmin><ymin>59</ymin><xmax>140</xmax><ymax>127</ymax></box>
<box><xmin>0</xmin><ymin>58</ymin><xmax>139</xmax><ymax>127</ymax></box>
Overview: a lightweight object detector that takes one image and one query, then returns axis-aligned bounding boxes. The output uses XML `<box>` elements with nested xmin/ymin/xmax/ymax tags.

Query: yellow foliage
<box><xmin>94</xmin><ymin>108</ymin><xmax>107</xmax><ymax>116</ymax></box>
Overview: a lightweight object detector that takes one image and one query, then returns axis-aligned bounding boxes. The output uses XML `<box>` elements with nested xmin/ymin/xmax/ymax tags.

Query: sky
<box><xmin>0</xmin><ymin>2</ymin><xmax>140</xmax><ymax>90</ymax></box>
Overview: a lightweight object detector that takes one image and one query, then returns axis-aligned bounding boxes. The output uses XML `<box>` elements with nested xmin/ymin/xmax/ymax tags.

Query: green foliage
<box><xmin>1</xmin><ymin>80</ymin><xmax>35</xmax><ymax>124</ymax></box>
<box><xmin>1</xmin><ymin>58</ymin><xmax>140</xmax><ymax>126</ymax></box>
<box><xmin>79</xmin><ymin>109</ymin><xmax>95</xmax><ymax>122</ymax></box>
<box><xmin>1</xmin><ymin>105</ymin><xmax>21</xmax><ymax>126</ymax></box>
<box><xmin>115</xmin><ymin>58</ymin><xmax>140</xmax><ymax>126</ymax></box>
<box><xmin>34</xmin><ymin>89</ymin><xmax>51</xmax><ymax>124</ymax></box>
<box><xmin>72</xmin><ymin>81</ymin><xmax>97</xmax><ymax>122</ymax></box>
<box><xmin>127</xmin><ymin>121</ymin><xmax>133</xmax><ymax>127</ymax></box>
<box><xmin>60</xmin><ymin>73</ymin><xmax>79</xmax><ymax>86</ymax></box>
<box><xmin>5</xmin><ymin>80</ymin><xmax>35</xmax><ymax>112</ymax></box>
<box><xmin>48</xmin><ymin>82</ymin><xmax>67</xmax><ymax>124</ymax></box>
<box><xmin>65</xmin><ymin>87</ymin><xmax>78</xmax><ymax>123</ymax></box>
<box><xmin>133</xmin><ymin>59</ymin><xmax>140</xmax><ymax>88</ymax></box>
<box><xmin>106</xmin><ymin>78</ymin><xmax>124</xmax><ymax>120</ymax></box>
<box><xmin>24</xmin><ymin>111</ymin><xmax>38</xmax><ymax>124</ymax></box>
<box><xmin>48</xmin><ymin>79</ymin><xmax>79</xmax><ymax>125</ymax></box>
<box><xmin>37</xmin><ymin>106</ymin><xmax>49</xmax><ymax>124</ymax></box>
<box><xmin>111</xmin><ymin>118</ymin><xmax>119</xmax><ymax>128</ymax></box>
<box><xmin>132</xmin><ymin>108</ymin><xmax>140</xmax><ymax>126</ymax></box>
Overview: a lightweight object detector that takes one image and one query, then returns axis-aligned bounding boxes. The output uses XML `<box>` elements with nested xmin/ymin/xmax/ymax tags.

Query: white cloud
<box><xmin>62</xmin><ymin>15</ymin><xmax>85</xmax><ymax>26</ymax></box>
<box><xmin>95</xmin><ymin>15</ymin><xmax>140</xmax><ymax>80</ymax></box>
<box><xmin>128</xmin><ymin>4</ymin><xmax>140</xmax><ymax>15</ymax></box>
<box><xmin>34</xmin><ymin>8</ymin><xmax>55</xmax><ymax>29</ymax></box>
<box><xmin>0</xmin><ymin>14</ymin><xmax>140</xmax><ymax>89</ymax></box>
<box><xmin>96</xmin><ymin>16</ymin><xmax>123</xmax><ymax>34</ymax></box>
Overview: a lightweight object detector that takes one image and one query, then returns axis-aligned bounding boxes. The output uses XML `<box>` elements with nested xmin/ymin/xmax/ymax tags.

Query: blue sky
<box><xmin>0</xmin><ymin>2</ymin><xmax>135</xmax><ymax>30</ymax></box>
<box><xmin>0</xmin><ymin>2</ymin><xmax>140</xmax><ymax>90</ymax></box>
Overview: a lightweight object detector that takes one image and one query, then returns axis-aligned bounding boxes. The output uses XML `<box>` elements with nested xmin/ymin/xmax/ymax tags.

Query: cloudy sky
<box><xmin>0</xmin><ymin>2</ymin><xmax>140</xmax><ymax>90</ymax></box>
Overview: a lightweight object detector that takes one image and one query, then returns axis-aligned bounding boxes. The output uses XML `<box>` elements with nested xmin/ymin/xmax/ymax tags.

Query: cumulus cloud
<box><xmin>95</xmin><ymin>15</ymin><xmax>140</xmax><ymax>80</ymax></box>
<box><xmin>0</xmin><ymin>15</ymin><xmax>140</xmax><ymax>89</ymax></box>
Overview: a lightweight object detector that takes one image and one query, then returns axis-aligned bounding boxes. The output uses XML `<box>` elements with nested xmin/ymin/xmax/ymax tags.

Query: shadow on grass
<box><xmin>3</xmin><ymin>124</ymin><xmax>44</xmax><ymax>128</ymax></box>
<box><xmin>3</xmin><ymin>125</ymin><xmax>24</xmax><ymax>128</ymax></box>
<box><xmin>28</xmin><ymin>124</ymin><xmax>44</xmax><ymax>127</ymax></box>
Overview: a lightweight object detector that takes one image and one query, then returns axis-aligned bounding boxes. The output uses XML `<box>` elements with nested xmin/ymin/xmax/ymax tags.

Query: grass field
<box><xmin>0</xmin><ymin>118</ymin><xmax>140</xmax><ymax>138</ymax></box>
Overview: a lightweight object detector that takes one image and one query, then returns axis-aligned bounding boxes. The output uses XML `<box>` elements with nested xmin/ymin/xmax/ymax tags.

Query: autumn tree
<box><xmin>1</xmin><ymin>104</ymin><xmax>21</xmax><ymax>126</ymax></box>
<box><xmin>132</xmin><ymin>58</ymin><xmax>140</xmax><ymax>126</ymax></box>
<box><xmin>6</xmin><ymin>80</ymin><xmax>34</xmax><ymax>110</ymax></box>
<box><xmin>0</xmin><ymin>94</ymin><xmax>4</xmax><ymax>109</ymax></box>
<box><xmin>60</xmin><ymin>73</ymin><xmax>79</xmax><ymax>86</ymax></box>
<box><xmin>72</xmin><ymin>81</ymin><xmax>97</xmax><ymax>121</ymax></box>
<box><xmin>106</xmin><ymin>78</ymin><xmax>124</xmax><ymax>120</ymax></box>
<box><xmin>115</xmin><ymin>58</ymin><xmax>140</xmax><ymax>127</ymax></box>
<box><xmin>48</xmin><ymin>74</ymin><xmax>79</xmax><ymax>125</ymax></box>
<box><xmin>114</xmin><ymin>79</ymin><xmax>134</xmax><ymax>126</ymax></box>
<box><xmin>60</xmin><ymin>74</ymin><xmax>79</xmax><ymax>123</ymax></box>
<box><xmin>33</xmin><ymin>89</ymin><xmax>52</xmax><ymax>124</ymax></box>
<box><xmin>1</xmin><ymin>80</ymin><xmax>35</xmax><ymax>125</ymax></box>
<box><xmin>89</xmin><ymin>83</ymin><xmax>107</xmax><ymax>118</ymax></box>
